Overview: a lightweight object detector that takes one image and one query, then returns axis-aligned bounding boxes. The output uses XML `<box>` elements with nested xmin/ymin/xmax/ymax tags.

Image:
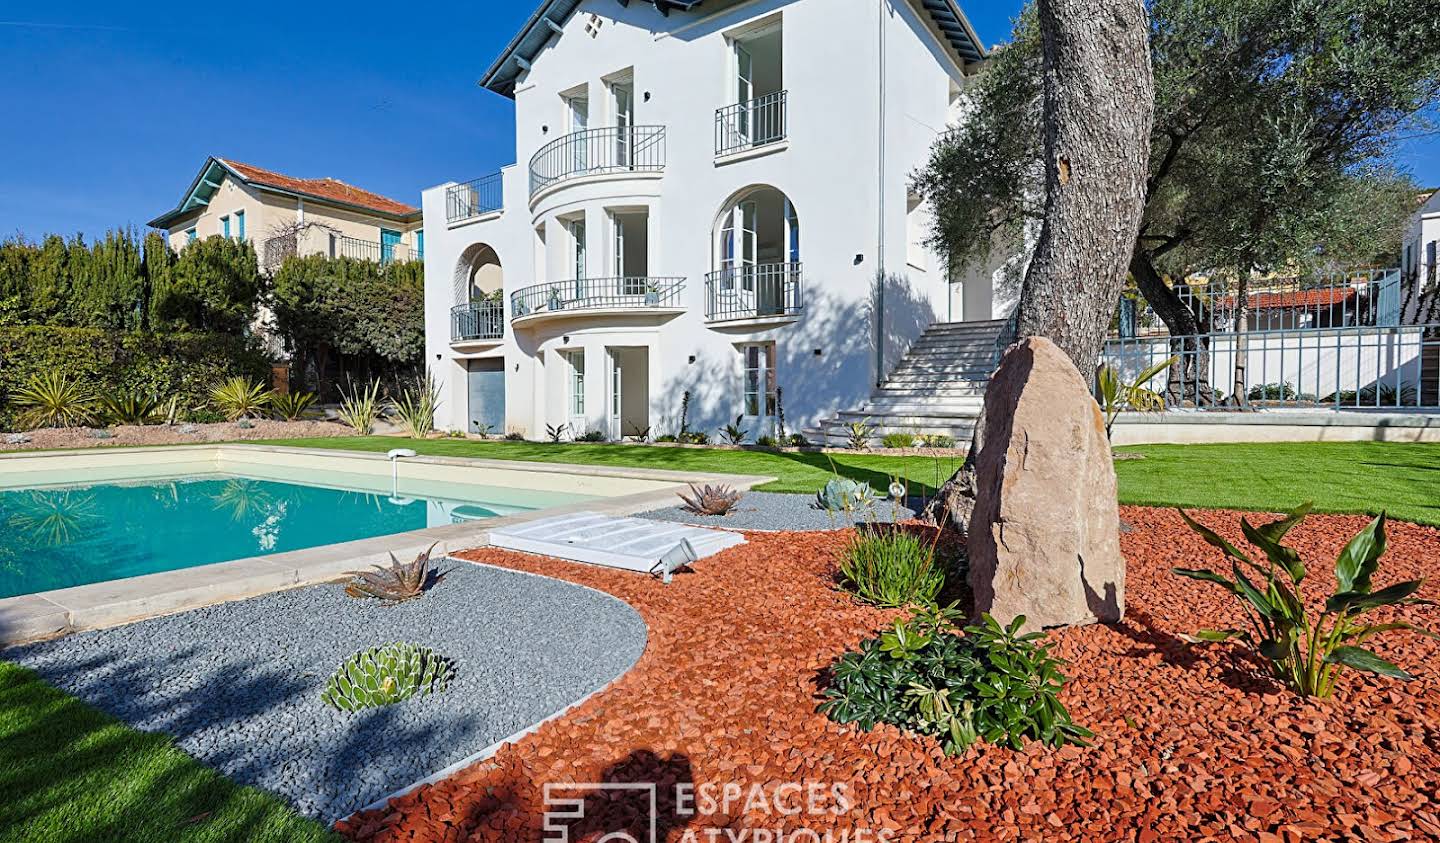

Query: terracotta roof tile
<box><xmin>1217</xmin><ymin>288</ymin><xmax>1358</xmax><ymax>309</ymax></box>
<box><xmin>220</xmin><ymin>159</ymin><xmax>419</xmax><ymax>217</ymax></box>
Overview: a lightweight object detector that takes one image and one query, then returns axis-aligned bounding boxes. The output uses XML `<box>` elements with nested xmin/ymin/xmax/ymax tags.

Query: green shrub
<box><xmin>846</xmin><ymin>420</ymin><xmax>874</xmax><ymax>450</ymax></box>
<box><xmin>0</xmin><ymin>327</ymin><xmax>268</xmax><ymax>431</ymax></box>
<box><xmin>656</xmin><ymin>434</ymin><xmax>680</xmax><ymax>443</ymax></box>
<box><xmin>270</xmin><ymin>391</ymin><xmax>318</xmax><ymax>422</ymax></box>
<box><xmin>787</xmin><ymin>433</ymin><xmax>811</xmax><ymax>447</ymax></box>
<box><xmin>919</xmin><ymin>433</ymin><xmax>956</xmax><ymax>448</ymax></box>
<box><xmin>1174</xmin><ymin>503</ymin><xmax>1433</xmax><ymax>698</ymax></box>
<box><xmin>1248</xmin><ymin>382</ymin><xmax>1298</xmax><ymax>401</ymax></box>
<box><xmin>820</xmin><ymin>607</ymin><xmax>1091</xmax><ymax>754</ymax></box>
<box><xmin>210</xmin><ymin>377</ymin><xmax>272</xmax><ymax>422</ymax></box>
<box><xmin>682</xmin><ymin>431</ymin><xmax>711</xmax><ymax>445</ymax></box>
<box><xmin>99</xmin><ymin>391</ymin><xmax>162</xmax><ymax>426</ymax></box>
<box><xmin>837</xmin><ymin>526</ymin><xmax>945</xmax><ymax>607</ymax></box>
<box><xmin>881</xmin><ymin>432</ymin><xmax>917</xmax><ymax>449</ymax></box>
<box><xmin>577</xmin><ymin>429</ymin><xmax>608</xmax><ymax>443</ymax></box>
<box><xmin>12</xmin><ymin>372</ymin><xmax>96</xmax><ymax>429</ymax></box>
<box><xmin>321</xmin><ymin>642</ymin><xmax>454</xmax><ymax>713</ymax></box>
<box><xmin>755</xmin><ymin>435</ymin><xmax>778</xmax><ymax>448</ymax></box>
<box><xmin>720</xmin><ymin>415</ymin><xmax>749</xmax><ymax>445</ymax></box>
<box><xmin>504</xmin><ymin>431</ymin><xmax>526</xmax><ymax>441</ymax></box>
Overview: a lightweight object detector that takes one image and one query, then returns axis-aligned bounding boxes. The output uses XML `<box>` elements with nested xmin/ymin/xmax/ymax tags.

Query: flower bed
<box><xmin>338</xmin><ymin>508</ymin><xmax>1440</xmax><ymax>842</ymax></box>
<box><xmin>0</xmin><ymin>419</ymin><xmax>355</xmax><ymax>452</ymax></box>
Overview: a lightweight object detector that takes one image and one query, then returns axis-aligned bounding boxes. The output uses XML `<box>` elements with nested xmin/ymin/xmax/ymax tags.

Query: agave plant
<box><xmin>270</xmin><ymin>391</ymin><xmax>318</xmax><ymax>422</ymax></box>
<box><xmin>99</xmin><ymin>391</ymin><xmax>163</xmax><ymax>426</ymax></box>
<box><xmin>321</xmin><ymin>642</ymin><xmax>455</xmax><ymax>712</ymax></box>
<box><xmin>815</xmin><ymin>477</ymin><xmax>879</xmax><ymax>517</ymax></box>
<box><xmin>390</xmin><ymin>375</ymin><xmax>442</xmax><ymax>438</ymax></box>
<box><xmin>210</xmin><ymin>377</ymin><xmax>272</xmax><ymax>422</ymax></box>
<box><xmin>1174</xmin><ymin>503</ymin><xmax>1435</xmax><ymax>698</ymax></box>
<box><xmin>344</xmin><ymin>544</ymin><xmax>441</xmax><ymax>602</ymax></box>
<box><xmin>720</xmin><ymin>415</ymin><xmax>749</xmax><ymax>446</ymax></box>
<box><xmin>677</xmin><ymin>483</ymin><xmax>743</xmax><ymax>516</ymax></box>
<box><xmin>13</xmin><ymin>371</ymin><xmax>95</xmax><ymax>429</ymax></box>
<box><xmin>337</xmin><ymin>379</ymin><xmax>384</xmax><ymax>435</ymax></box>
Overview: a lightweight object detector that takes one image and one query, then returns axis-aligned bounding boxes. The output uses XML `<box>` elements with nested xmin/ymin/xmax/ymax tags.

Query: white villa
<box><xmin>421</xmin><ymin>0</ymin><xmax>1009</xmax><ymax>441</ymax></box>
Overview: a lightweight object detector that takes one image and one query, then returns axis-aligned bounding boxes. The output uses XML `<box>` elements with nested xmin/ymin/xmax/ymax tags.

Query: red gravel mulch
<box><xmin>337</xmin><ymin>507</ymin><xmax>1440</xmax><ymax>842</ymax></box>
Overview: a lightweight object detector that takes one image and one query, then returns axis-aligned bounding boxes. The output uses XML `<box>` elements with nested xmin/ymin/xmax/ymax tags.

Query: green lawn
<box><xmin>0</xmin><ymin>662</ymin><xmax>338</xmax><ymax>843</ymax></box>
<box><xmin>260</xmin><ymin>435</ymin><xmax>971</xmax><ymax>497</ymax></box>
<box><xmin>1112</xmin><ymin>441</ymin><xmax>1440</xmax><ymax>526</ymax></box>
<box><xmin>262</xmin><ymin>436</ymin><xmax>1440</xmax><ymax>526</ymax></box>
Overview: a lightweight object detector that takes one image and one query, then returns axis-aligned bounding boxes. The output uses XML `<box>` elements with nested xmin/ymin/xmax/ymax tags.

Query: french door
<box><xmin>613</xmin><ymin>83</ymin><xmax>634</xmax><ymax>169</ymax></box>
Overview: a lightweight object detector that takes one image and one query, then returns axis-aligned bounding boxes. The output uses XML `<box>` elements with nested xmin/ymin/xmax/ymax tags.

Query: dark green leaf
<box><xmin>1241</xmin><ymin>517</ymin><xmax>1306</xmax><ymax>582</ymax></box>
<box><xmin>1335</xmin><ymin>514</ymin><xmax>1387</xmax><ymax>594</ymax></box>
<box><xmin>1326</xmin><ymin>580</ymin><xmax>1423</xmax><ymax>614</ymax></box>
<box><xmin>1172</xmin><ymin>568</ymin><xmax>1240</xmax><ymax>593</ymax></box>
<box><xmin>1324</xmin><ymin>645</ymin><xmax>1413</xmax><ymax>680</ymax></box>
<box><xmin>1184</xmin><ymin>629</ymin><xmax>1246</xmax><ymax>643</ymax></box>
<box><xmin>1178</xmin><ymin>509</ymin><xmax>1255</xmax><ymax>565</ymax></box>
<box><xmin>1253</xmin><ymin>502</ymin><xmax>1313</xmax><ymax>544</ymax></box>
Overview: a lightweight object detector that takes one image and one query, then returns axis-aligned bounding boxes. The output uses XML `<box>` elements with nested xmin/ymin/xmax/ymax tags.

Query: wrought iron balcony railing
<box><xmin>705</xmin><ymin>263</ymin><xmax>803</xmax><ymax>322</ymax></box>
<box><xmin>529</xmin><ymin>126</ymin><xmax>667</xmax><ymax>197</ymax></box>
<box><xmin>510</xmin><ymin>277</ymin><xmax>685</xmax><ymax>321</ymax></box>
<box><xmin>446</xmin><ymin>172</ymin><xmax>504</xmax><ymax>224</ymax></box>
<box><xmin>451</xmin><ymin>300</ymin><xmax>505</xmax><ymax>341</ymax></box>
<box><xmin>715</xmin><ymin>91</ymin><xmax>788</xmax><ymax>157</ymax></box>
<box><xmin>332</xmin><ymin>235</ymin><xmax>418</xmax><ymax>265</ymax></box>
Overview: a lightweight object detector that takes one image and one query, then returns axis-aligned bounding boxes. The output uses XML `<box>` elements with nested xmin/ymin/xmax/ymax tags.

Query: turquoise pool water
<box><xmin>0</xmin><ymin>472</ymin><xmax>590</xmax><ymax>599</ymax></box>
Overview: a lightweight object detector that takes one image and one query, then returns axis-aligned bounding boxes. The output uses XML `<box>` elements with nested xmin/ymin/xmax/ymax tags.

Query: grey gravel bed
<box><xmin>635</xmin><ymin>490</ymin><xmax>917</xmax><ymax>532</ymax></box>
<box><xmin>4</xmin><ymin>562</ymin><xmax>646</xmax><ymax>822</ymax></box>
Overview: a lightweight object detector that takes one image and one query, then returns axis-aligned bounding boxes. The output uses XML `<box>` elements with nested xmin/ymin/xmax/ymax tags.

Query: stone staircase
<box><xmin>806</xmin><ymin>319</ymin><xmax>1009</xmax><ymax>446</ymax></box>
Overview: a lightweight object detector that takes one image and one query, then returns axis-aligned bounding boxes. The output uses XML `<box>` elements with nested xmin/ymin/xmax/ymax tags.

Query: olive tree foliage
<box><xmin>915</xmin><ymin>0</ymin><xmax>1440</xmax><ymax>402</ymax></box>
<box><xmin>270</xmin><ymin>254</ymin><xmax>425</xmax><ymax>398</ymax></box>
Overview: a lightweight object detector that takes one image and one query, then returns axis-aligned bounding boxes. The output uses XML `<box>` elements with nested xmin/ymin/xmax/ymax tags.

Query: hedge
<box><xmin>0</xmin><ymin>327</ymin><xmax>270</xmax><ymax>430</ymax></box>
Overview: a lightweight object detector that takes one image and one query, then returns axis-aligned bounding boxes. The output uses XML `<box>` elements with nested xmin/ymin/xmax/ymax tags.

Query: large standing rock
<box><xmin>966</xmin><ymin>337</ymin><xmax>1124</xmax><ymax>629</ymax></box>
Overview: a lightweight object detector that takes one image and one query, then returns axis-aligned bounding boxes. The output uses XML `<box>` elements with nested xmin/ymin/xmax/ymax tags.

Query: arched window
<box><xmin>708</xmin><ymin>186</ymin><xmax>801</xmax><ymax>321</ymax></box>
<box><xmin>454</xmin><ymin>243</ymin><xmax>503</xmax><ymax>305</ymax></box>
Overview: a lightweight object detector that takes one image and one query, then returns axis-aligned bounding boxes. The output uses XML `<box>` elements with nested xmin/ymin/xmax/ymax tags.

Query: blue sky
<box><xmin>0</xmin><ymin>2</ymin><xmax>1435</xmax><ymax>242</ymax></box>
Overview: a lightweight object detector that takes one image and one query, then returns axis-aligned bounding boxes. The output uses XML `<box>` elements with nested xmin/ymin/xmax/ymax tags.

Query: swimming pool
<box><xmin>0</xmin><ymin>471</ymin><xmax>587</xmax><ymax>599</ymax></box>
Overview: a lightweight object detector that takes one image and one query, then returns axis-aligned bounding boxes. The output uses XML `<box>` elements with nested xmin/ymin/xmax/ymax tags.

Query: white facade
<box><xmin>1403</xmin><ymin>189</ymin><xmax>1440</xmax><ymax>291</ymax></box>
<box><xmin>422</xmin><ymin>0</ymin><xmax>997</xmax><ymax>439</ymax></box>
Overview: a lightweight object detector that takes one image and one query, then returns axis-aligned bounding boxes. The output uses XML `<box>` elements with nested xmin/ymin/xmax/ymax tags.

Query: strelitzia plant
<box><xmin>1174</xmin><ymin>503</ymin><xmax>1434</xmax><ymax>698</ymax></box>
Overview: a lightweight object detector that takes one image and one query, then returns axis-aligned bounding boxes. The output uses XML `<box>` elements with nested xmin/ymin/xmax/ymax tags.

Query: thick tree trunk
<box><xmin>1130</xmin><ymin>251</ymin><xmax>1217</xmax><ymax>406</ymax></box>
<box><xmin>925</xmin><ymin>0</ymin><xmax>1154</xmax><ymax>531</ymax></box>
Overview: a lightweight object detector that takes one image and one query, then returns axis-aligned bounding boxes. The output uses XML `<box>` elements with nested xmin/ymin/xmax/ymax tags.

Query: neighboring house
<box><xmin>423</xmin><ymin>0</ymin><xmax>1004</xmax><ymax>439</ymax></box>
<box><xmin>148</xmin><ymin>157</ymin><xmax>424</xmax><ymax>271</ymax></box>
<box><xmin>1402</xmin><ymin>188</ymin><xmax>1440</xmax><ymax>290</ymax></box>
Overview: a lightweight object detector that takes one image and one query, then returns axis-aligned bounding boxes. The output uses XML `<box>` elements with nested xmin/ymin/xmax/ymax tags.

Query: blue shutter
<box><xmin>236</xmin><ymin>210</ymin><xmax>246</xmax><ymax>241</ymax></box>
<box><xmin>417</xmin><ymin>231</ymin><xmax>425</xmax><ymax>260</ymax></box>
<box><xmin>187</xmin><ymin>229</ymin><xmax>197</xmax><ymax>243</ymax></box>
<box><xmin>380</xmin><ymin>229</ymin><xmax>402</xmax><ymax>264</ymax></box>
<box><xmin>221</xmin><ymin>216</ymin><xmax>230</xmax><ymax>238</ymax></box>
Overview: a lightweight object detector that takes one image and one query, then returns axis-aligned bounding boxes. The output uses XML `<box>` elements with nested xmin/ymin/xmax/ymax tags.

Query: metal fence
<box><xmin>715</xmin><ymin>91</ymin><xmax>788</xmax><ymax>157</ymax></box>
<box><xmin>1102</xmin><ymin>323</ymin><xmax>1440</xmax><ymax>410</ymax></box>
<box><xmin>528</xmin><ymin>126</ymin><xmax>667</xmax><ymax>196</ymax></box>
<box><xmin>704</xmin><ymin>263</ymin><xmax>803</xmax><ymax>321</ymax></box>
<box><xmin>331</xmin><ymin>235</ymin><xmax>419</xmax><ymax>265</ymax></box>
<box><xmin>1117</xmin><ymin>269</ymin><xmax>1403</xmax><ymax>338</ymax></box>
<box><xmin>446</xmin><ymin>172</ymin><xmax>504</xmax><ymax>224</ymax></box>
<box><xmin>510</xmin><ymin>277</ymin><xmax>685</xmax><ymax>320</ymax></box>
<box><xmin>451</xmin><ymin>301</ymin><xmax>505</xmax><ymax>341</ymax></box>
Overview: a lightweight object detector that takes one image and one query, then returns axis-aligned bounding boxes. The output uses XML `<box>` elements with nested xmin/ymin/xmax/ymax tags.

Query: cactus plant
<box><xmin>321</xmin><ymin>642</ymin><xmax>455</xmax><ymax>712</ymax></box>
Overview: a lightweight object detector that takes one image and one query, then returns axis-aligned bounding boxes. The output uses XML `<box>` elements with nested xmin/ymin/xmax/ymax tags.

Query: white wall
<box><xmin>423</xmin><ymin>0</ymin><xmax>975</xmax><ymax>437</ymax></box>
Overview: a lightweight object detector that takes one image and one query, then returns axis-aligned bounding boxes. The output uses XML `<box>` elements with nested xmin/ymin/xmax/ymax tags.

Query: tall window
<box><xmin>567</xmin><ymin>351</ymin><xmax>586</xmax><ymax>417</ymax></box>
<box><xmin>740</xmin><ymin>342</ymin><xmax>777</xmax><ymax>418</ymax></box>
<box><xmin>186</xmin><ymin>228</ymin><xmax>197</xmax><ymax>244</ymax></box>
<box><xmin>220</xmin><ymin>216</ymin><xmax>231</xmax><ymax>239</ymax></box>
<box><xmin>235</xmin><ymin>210</ymin><xmax>246</xmax><ymax>241</ymax></box>
<box><xmin>1427</xmin><ymin>241</ymin><xmax>1437</xmax><ymax>285</ymax></box>
<box><xmin>569</xmin><ymin>219</ymin><xmax>587</xmax><ymax>283</ymax></box>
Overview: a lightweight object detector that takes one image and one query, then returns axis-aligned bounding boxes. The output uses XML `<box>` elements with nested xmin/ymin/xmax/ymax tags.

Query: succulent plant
<box><xmin>815</xmin><ymin>478</ymin><xmax>879</xmax><ymax>515</ymax></box>
<box><xmin>321</xmin><ymin>642</ymin><xmax>454</xmax><ymax>712</ymax></box>
<box><xmin>344</xmin><ymin>544</ymin><xmax>441</xmax><ymax>602</ymax></box>
<box><xmin>678</xmin><ymin>483</ymin><xmax>743</xmax><ymax>516</ymax></box>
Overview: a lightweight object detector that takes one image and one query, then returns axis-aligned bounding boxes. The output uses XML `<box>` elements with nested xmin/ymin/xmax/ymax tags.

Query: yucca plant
<box><xmin>270</xmin><ymin>391</ymin><xmax>317</xmax><ymax>422</ymax></box>
<box><xmin>390</xmin><ymin>375</ymin><xmax>442</xmax><ymax>438</ymax></box>
<box><xmin>1174</xmin><ymin>503</ymin><xmax>1434</xmax><ymax>698</ymax></box>
<box><xmin>99</xmin><ymin>391</ymin><xmax>163</xmax><ymax>426</ymax></box>
<box><xmin>344</xmin><ymin>544</ymin><xmax>441</xmax><ymax>602</ymax></box>
<box><xmin>13</xmin><ymin>371</ymin><xmax>95</xmax><ymax>429</ymax></box>
<box><xmin>321</xmin><ymin>642</ymin><xmax>454</xmax><ymax>712</ymax></box>
<box><xmin>337</xmin><ymin>379</ymin><xmax>384</xmax><ymax>434</ymax></box>
<box><xmin>846</xmin><ymin>419</ymin><xmax>875</xmax><ymax>451</ymax></box>
<box><xmin>677</xmin><ymin>483</ymin><xmax>743</xmax><ymax>516</ymax></box>
<box><xmin>1096</xmin><ymin>356</ymin><xmax>1175</xmax><ymax>437</ymax></box>
<box><xmin>210</xmin><ymin>377</ymin><xmax>272</xmax><ymax>422</ymax></box>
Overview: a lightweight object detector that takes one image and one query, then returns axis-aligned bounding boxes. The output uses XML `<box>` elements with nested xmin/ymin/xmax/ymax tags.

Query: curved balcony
<box><xmin>704</xmin><ymin>263</ymin><xmax>804</xmax><ymax>325</ymax></box>
<box><xmin>510</xmin><ymin>277</ymin><xmax>685</xmax><ymax>325</ymax></box>
<box><xmin>451</xmin><ymin>300</ymin><xmax>505</xmax><ymax>344</ymax></box>
<box><xmin>528</xmin><ymin>126</ymin><xmax>666</xmax><ymax>199</ymax></box>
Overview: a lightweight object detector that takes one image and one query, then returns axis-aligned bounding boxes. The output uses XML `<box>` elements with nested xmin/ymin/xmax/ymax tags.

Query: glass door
<box><xmin>613</xmin><ymin>83</ymin><xmax>634</xmax><ymax>169</ymax></box>
<box><xmin>567</xmin><ymin>350</ymin><xmax>587</xmax><ymax>436</ymax></box>
<box><xmin>608</xmin><ymin>349</ymin><xmax>623</xmax><ymax>441</ymax></box>
<box><xmin>567</xmin><ymin>94</ymin><xmax>589</xmax><ymax>173</ymax></box>
<box><xmin>735</xmin><ymin>42</ymin><xmax>753</xmax><ymax>145</ymax></box>
<box><xmin>741</xmin><ymin>343</ymin><xmax>777</xmax><ymax>433</ymax></box>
